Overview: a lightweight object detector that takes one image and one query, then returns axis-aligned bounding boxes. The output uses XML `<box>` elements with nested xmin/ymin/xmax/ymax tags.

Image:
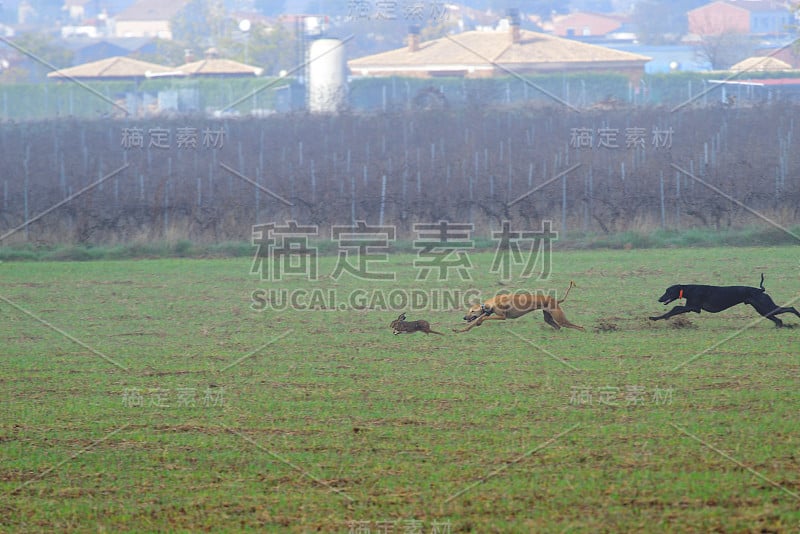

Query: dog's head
<box><xmin>657</xmin><ymin>285</ymin><xmax>684</xmax><ymax>305</ymax></box>
<box><xmin>463</xmin><ymin>302</ymin><xmax>492</xmax><ymax>322</ymax></box>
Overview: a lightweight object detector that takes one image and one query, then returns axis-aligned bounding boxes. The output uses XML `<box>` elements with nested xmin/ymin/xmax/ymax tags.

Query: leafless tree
<box><xmin>694</xmin><ymin>31</ymin><xmax>754</xmax><ymax>70</ymax></box>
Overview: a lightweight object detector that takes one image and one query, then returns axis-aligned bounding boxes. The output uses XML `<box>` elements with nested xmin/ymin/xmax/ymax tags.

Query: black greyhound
<box><xmin>649</xmin><ymin>273</ymin><xmax>799</xmax><ymax>327</ymax></box>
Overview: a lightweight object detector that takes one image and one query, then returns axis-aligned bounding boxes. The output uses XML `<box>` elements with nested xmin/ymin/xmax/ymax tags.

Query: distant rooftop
<box><xmin>349</xmin><ymin>28</ymin><xmax>650</xmax><ymax>77</ymax></box>
<box><xmin>115</xmin><ymin>0</ymin><xmax>187</xmax><ymax>21</ymax></box>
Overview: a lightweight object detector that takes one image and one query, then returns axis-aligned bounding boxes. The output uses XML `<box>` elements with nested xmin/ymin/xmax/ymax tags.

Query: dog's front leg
<box><xmin>649</xmin><ymin>305</ymin><xmax>697</xmax><ymax>321</ymax></box>
<box><xmin>474</xmin><ymin>315</ymin><xmax>506</xmax><ymax>327</ymax></box>
<box><xmin>453</xmin><ymin>313</ymin><xmax>495</xmax><ymax>333</ymax></box>
<box><xmin>454</xmin><ymin>318</ymin><xmax>482</xmax><ymax>333</ymax></box>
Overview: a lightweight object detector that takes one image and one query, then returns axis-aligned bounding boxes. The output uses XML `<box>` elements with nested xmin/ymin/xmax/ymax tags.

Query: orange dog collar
<box><xmin>679</xmin><ymin>289</ymin><xmax>684</xmax><ymax>299</ymax></box>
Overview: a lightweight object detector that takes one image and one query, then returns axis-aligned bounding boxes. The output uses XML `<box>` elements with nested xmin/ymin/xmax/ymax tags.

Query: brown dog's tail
<box><xmin>558</xmin><ymin>280</ymin><xmax>577</xmax><ymax>304</ymax></box>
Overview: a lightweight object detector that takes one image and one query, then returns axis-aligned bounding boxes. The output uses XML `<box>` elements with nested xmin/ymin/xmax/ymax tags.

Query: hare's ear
<box><xmin>398</xmin><ymin>313</ymin><xmax>406</xmax><ymax>320</ymax></box>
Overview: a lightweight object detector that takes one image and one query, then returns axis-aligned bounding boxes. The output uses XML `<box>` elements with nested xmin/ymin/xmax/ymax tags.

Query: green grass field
<box><xmin>1</xmin><ymin>246</ymin><xmax>799</xmax><ymax>532</ymax></box>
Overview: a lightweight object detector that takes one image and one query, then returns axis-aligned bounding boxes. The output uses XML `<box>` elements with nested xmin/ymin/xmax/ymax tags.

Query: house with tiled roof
<box><xmin>729</xmin><ymin>55</ymin><xmax>792</xmax><ymax>71</ymax></box>
<box><xmin>754</xmin><ymin>45</ymin><xmax>800</xmax><ymax>67</ymax></box>
<box><xmin>688</xmin><ymin>0</ymin><xmax>793</xmax><ymax>36</ymax></box>
<box><xmin>177</xmin><ymin>49</ymin><xmax>263</xmax><ymax>77</ymax></box>
<box><xmin>46</xmin><ymin>55</ymin><xmax>179</xmax><ymax>80</ymax></box>
<box><xmin>348</xmin><ymin>17</ymin><xmax>650</xmax><ymax>82</ymax></box>
<box><xmin>113</xmin><ymin>0</ymin><xmax>188</xmax><ymax>39</ymax></box>
<box><xmin>549</xmin><ymin>12</ymin><xmax>628</xmax><ymax>39</ymax></box>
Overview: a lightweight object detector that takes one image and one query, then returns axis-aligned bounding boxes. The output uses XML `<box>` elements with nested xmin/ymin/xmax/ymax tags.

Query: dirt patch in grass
<box><xmin>669</xmin><ymin>317</ymin><xmax>696</xmax><ymax>329</ymax></box>
<box><xmin>593</xmin><ymin>318</ymin><xmax>621</xmax><ymax>333</ymax></box>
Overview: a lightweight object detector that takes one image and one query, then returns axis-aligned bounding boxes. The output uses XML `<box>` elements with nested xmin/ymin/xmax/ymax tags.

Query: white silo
<box><xmin>308</xmin><ymin>38</ymin><xmax>347</xmax><ymax>113</ymax></box>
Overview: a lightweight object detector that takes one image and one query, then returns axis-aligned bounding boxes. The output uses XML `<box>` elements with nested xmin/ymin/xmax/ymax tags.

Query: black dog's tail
<box><xmin>759</xmin><ymin>273</ymin><xmax>765</xmax><ymax>291</ymax></box>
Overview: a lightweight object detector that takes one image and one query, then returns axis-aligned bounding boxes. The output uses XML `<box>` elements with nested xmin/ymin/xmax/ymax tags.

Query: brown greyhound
<box><xmin>454</xmin><ymin>281</ymin><xmax>584</xmax><ymax>333</ymax></box>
